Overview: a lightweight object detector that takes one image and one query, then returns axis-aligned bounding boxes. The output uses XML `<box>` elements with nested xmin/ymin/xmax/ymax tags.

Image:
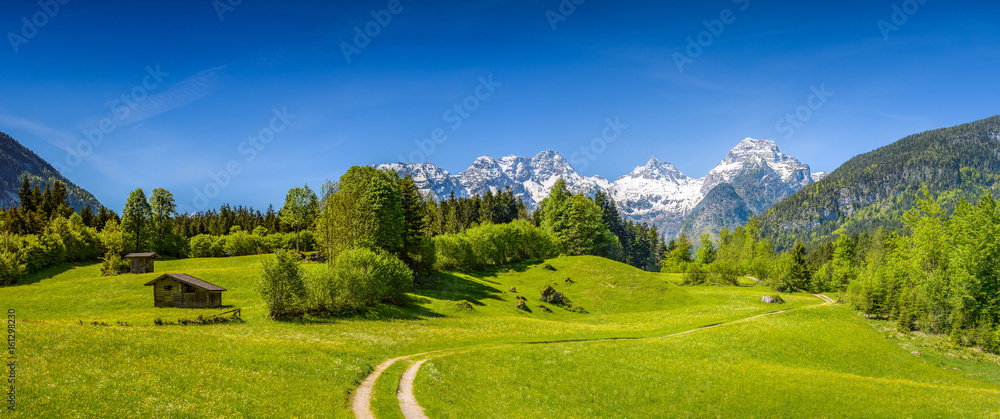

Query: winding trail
<box><xmin>397</xmin><ymin>360</ymin><xmax>430</xmax><ymax>419</ymax></box>
<box><xmin>352</xmin><ymin>294</ymin><xmax>834</xmax><ymax>419</ymax></box>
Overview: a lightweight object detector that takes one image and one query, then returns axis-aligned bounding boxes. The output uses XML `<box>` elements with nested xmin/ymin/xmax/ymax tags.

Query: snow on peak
<box><xmin>374</xmin><ymin>162</ymin><xmax>466</xmax><ymax>200</ymax></box>
<box><xmin>811</xmin><ymin>171</ymin><xmax>829</xmax><ymax>182</ymax></box>
<box><xmin>618</xmin><ymin>157</ymin><xmax>689</xmax><ymax>182</ymax></box>
<box><xmin>703</xmin><ymin>138</ymin><xmax>815</xmax><ymax>194</ymax></box>
<box><xmin>375</xmin><ymin>138</ymin><xmax>820</xmax><ymax>238</ymax></box>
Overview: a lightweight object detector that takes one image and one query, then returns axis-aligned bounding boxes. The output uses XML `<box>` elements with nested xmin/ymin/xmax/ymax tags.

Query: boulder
<box><xmin>541</xmin><ymin>286</ymin><xmax>563</xmax><ymax>304</ymax></box>
<box><xmin>509</xmin><ymin>287</ymin><xmax>517</xmax><ymax>293</ymax></box>
<box><xmin>514</xmin><ymin>300</ymin><xmax>530</xmax><ymax>312</ymax></box>
<box><xmin>761</xmin><ymin>295</ymin><xmax>786</xmax><ymax>304</ymax></box>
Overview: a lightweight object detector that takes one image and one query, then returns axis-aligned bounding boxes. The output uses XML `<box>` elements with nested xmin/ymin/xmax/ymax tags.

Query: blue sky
<box><xmin>1</xmin><ymin>0</ymin><xmax>998</xmax><ymax>213</ymax></box>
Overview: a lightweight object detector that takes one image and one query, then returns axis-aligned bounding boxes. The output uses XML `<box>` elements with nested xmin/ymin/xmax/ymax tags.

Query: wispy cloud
<box><xmin>0</xmin><ymin>114</ymin><xmax>78</xmax><ymax>149</ymax></box>
<box><xmin>85</xmin><ymin>65</ymin><xmax>228</xmax><ymax>129</ymax></box>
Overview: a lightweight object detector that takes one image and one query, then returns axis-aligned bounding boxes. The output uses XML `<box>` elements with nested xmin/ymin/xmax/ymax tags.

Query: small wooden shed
<box><xmin>144</xmin><ymin>274</ymin><xmax>227</xmax><ymax>308</ymax></box>
<box><xmin>125</xmin><ymin>252</ymin><xmax>159</xmax><ymax>274</ymax></box>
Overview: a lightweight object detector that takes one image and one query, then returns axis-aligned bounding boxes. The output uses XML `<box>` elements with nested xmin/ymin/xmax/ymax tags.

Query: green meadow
<box><xmin>2</xmin><ymin>255</ymin><xmax>997</xmax><ymax>417</ymax></box>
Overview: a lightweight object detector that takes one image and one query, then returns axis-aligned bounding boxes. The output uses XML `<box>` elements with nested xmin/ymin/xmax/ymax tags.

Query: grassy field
<box><xmin>2</xmin><ymin>255</ymin><xmax>996</xmax><ymax>417</ymax></box>
<box><xmin>415</xmin><ymin>305</ymin><xmax>1000</xmax><ymax>417</ymax></box>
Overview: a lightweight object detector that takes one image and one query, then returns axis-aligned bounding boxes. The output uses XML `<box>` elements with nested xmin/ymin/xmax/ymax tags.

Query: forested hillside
<box><xmin>0</xmin><ymin>131</ymin><xmax>102</xmax><ymax>211</ymax></box>
<box><xmin>761</xmin><ymin>115</ymin><xmax>1000</xmax><ymax>247</ymax></box>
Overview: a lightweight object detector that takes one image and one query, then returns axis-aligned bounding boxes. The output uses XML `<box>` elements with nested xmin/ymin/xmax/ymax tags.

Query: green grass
<box><xmin>2</xmin><ymin>255</ymin><xmax>994</xmax><ymax>417</ymax></box>
<box><xmin>415</xmin><ymin>305</ymin><xmax>1000</xmax><ymax>418</ymax></box>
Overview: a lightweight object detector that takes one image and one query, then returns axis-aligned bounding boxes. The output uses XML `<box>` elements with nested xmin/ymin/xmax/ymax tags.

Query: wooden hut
<box><xmin>125</xmin><ymin>252</ymin><xmax>159</xmax><ymax>274</ymax></box>
<box><xmin>144</xmin><ymin>274</ymin><xmax>227</xmax><ymax>308</ymax></box>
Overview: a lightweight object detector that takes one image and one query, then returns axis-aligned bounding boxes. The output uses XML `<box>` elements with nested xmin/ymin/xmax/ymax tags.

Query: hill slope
<box><xmin>761</xmin><ymin>115</ymin><xmax>1000</xmax><ymax>246</ymax></box>
<box><xmin>0</xmin><ymin>131</ymin><xmax>102</xmax><ymax>211</ymax></box>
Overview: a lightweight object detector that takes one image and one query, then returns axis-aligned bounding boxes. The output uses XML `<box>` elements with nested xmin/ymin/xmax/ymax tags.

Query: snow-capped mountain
<box><xmin>379</xmin><ymin>150</ymin><xmax>610</xmax><ymax>208</ymax></box>
<box><xmin>374</xmin><ymin>162</ymin><xmax>467</xmax><ymax>200</ymax></box>
<box><xmin>609</xmin><ymin>157</ymin><xmax>704</xmax><ymax>236</ymax></box>
<box><xmin>375</xmin><ymin>139</ymin><xmax>823</xmax><ymax>238</ymax></box>
<box><xmin>702</xmin><ymin>138</ymin><xmax>814</xmax><ymax>195</ymax></box>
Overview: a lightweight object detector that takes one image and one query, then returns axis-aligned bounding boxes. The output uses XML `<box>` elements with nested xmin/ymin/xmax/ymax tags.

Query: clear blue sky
<box><xmin>1</xmin><ymin>0</ymin><xmax>998</xmax><ymax>213</ymax></box>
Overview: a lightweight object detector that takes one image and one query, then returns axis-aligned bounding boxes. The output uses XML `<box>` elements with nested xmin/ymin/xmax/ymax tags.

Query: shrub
<box><xmin>100</xmin><ymin>251</ymin><xmax>128</xmax><ymax>276</ymax></box>
<box><xmin>312</xmin><ymin>248</ymin><xmax>413</xmax><ymax>314</ymax></box>
<box><xmin>189</xmin><ymin>234</ymin><xmax>218</xmax><ymax>258</ymax></box>
<box><xmin>258</xmin><ymin>250</ymin><xmax>308</xmax><ymax>319</ymax></box>
<box><xmin>224</xmin><ymin>231</ymin><xmax>264</xmax><ymax>256</ymax></box>
<box><xmin>683</xmin><ymin>263</ymin><xmax>709</xmax><ymax>285</ymax></box>
<box><xmin>19</xmin><ymin>234</ymin><xmax>66</xmax><ymax>273</ymax></box>
<box><xmin>433</xmin><ymin>220</ymin><xmax>559</xmax><ymax>272</ymax></box>
<box><xmin>0</xmin><ymin>251</ymin><xmax>25</xmax><ymax>286</ymax></box>
<box><xmin>155</xmin><ymin>233</ymin><xmax>189</xmax><ymax>258</ymax></box>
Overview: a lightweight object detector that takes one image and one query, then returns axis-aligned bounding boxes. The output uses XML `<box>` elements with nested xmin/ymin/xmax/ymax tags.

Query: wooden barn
<box><xmin>125</xmin><ymin>252</ymin><xmax>159</xmax><ymax>274</ymax></box>
<box><xmin>144</xmin><ymin>274</ymin><xmax>227</xmax><ymax>308</ymax></box>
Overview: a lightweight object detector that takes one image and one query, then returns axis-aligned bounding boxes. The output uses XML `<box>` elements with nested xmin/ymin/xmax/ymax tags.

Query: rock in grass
<box><xmin>537</xmin><ymin>305</ymin><xmax>553</xmax><ymax>313</ymax></box>
<box><xmin>542</xmin><ymin>263</ymin><xmax>556</xmax><ymax>271</ymax></box>
<box><xmin>761</xmin><ymin>295</ymin><xmax>786</xmax><ymax>304</ymax></box>
<box><xmin>540</xmin><ymin>286</ymin><xmax>564</xmax><ymax>304</ymax></box>
<box><xmin>510</xmin><ymin>287</ymin><xmax>517</xmax><ymax>293</ymax></box>
<box><xmin>454</xmin><ymin>301</ymin><xmax>475</xmax><ymax>311</ymax></box>
<box><xmin>515</xmin><ymin>300</ymin><xmax>530</xmax><ymax>312</ymax></box>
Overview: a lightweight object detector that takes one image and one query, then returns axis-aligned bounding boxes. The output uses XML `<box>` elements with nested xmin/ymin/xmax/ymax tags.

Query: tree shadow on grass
<box><xmin>275</xmin><ymin>296</ymin><xmax>449</xmax><ymax>325</ymax></box>
<box><xmin>5</xmin><ymin>262</ymin><xmax>83</xmax><ymax>287</ymax></box>
<box><xmin>414</xmin><ymin>272</ymin><xmax>506</xmax><ymax>307</ymax></box>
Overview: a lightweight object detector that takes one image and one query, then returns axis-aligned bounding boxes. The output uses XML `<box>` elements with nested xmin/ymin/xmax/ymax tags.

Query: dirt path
<box><xmin>351</xmin><ymin>356</ymin><xmax>408</xmax><ymax>419</ymax></box>
<box><xmin>353</xmin><ymin>295</ymin><xmax>832</xmax><ymax>419</ymax></box>
<box><xmin>397</xmin><ymin>360</ymin><xmax>430</xmax><ymax>419</ymax></box>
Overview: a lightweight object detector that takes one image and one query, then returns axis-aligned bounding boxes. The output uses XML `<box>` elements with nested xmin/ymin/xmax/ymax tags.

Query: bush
<box><xmin>433</xmin><ymin>220</ymin><xmax>559</xmax><ymax>272</ymax></box>
<box><xmin>683</xmin><ymin>263</ymin><xmax>709</xmax><ymax>285</ymax></box>
<box><xmin>311</xmin><ymin>248</ymin><xmax>413</xmax><ymax>314</ymax></box>
<box><xmin>189</xmin><ymin>234</ymin><xmax>218</xmax><ymax>258</ymax></box>
<box><xmin>0</xmin><ymin>251</ymin><xmax>25</xmax><ymax>286</ymax></box>
<box><xmin>224</xmin><ymin>231</ymin><xmax>265</xmax><ymax>256</ymax></box>
<box><xmin>19</xmin><ymin>234</ymin><xmax>66</xmax><ymax>273</ymax></box>
<box><xmin>100</xmin><ymin>251</ymin><xmax>128</xmax><ymax>276</ymax></box>
<box><xmin>258</xmin><ymin>250</ymin><xmax>308</xmax><ymax>319</ymax></box>
<box><xmin>155</xmin><ymin>233</ymin><xmax>189</xmax><ymax>258</ymax></box>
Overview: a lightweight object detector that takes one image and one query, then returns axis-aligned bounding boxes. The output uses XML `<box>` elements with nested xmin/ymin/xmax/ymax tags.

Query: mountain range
<box><xmin>0</xmin><ymin>131</ymin><xmax>102</xmax><ymax>211</ymax></box>
<box><xmin>376</xmin><ymin>138</ymin><xmax>826</xmax><ymax>238</ymax></box>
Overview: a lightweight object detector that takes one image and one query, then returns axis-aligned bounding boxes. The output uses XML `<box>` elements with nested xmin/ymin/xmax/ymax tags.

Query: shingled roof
<box><xmin>144</xmin><ymin>274</ymin><xmax>227</xmax><ymax>292</ymax></box>
<box><xmin>125</xmin><ymin>253</ymin><xmax>159</xmax><ymax>258</ymax></box>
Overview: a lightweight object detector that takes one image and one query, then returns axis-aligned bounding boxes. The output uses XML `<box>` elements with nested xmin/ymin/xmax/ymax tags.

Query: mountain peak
<box><xmin>533</xmin><ymin>149</ymin><xmax>563</xmax><ymax>161</ymax></box>
<box><xmin>622</xmin><ymin>157</ymin><xmax>688</xmax><ymax>181</ymax></box>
